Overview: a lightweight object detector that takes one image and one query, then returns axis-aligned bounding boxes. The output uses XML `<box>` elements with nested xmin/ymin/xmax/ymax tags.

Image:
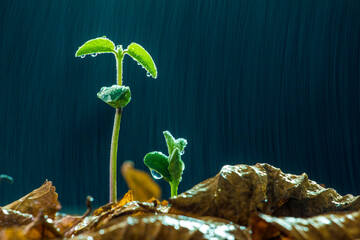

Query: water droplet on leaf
<box><xmin>80</xmin><ymin>55</ymin><xmax>86</xmax><ymax>58</ymax></box>
<box><xmin>146</xmin><ymin>72</ymin><xmax>151</xmax><ymax>77</ymax></box>
<box><xmin>115</xmin><ymin>45</ymin><xmax>123</xmax><ymax>52</ymax></box>
<box><xmin>91</xmin><ymin>53</ymin><xmax>97</xmax><ymax>57</ymax></box>
<box><xmin>150</xmin><ymin>169</ymin><xmax>163</xmax><ymax>179</ymax></box>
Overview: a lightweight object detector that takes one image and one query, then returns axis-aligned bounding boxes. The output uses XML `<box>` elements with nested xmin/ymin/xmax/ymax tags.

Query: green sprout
<box><xmin>144</xmin><ymin>131</ymin><xmax>187</xmax><ymax>197</ymax></box>
<box><xmin>75</xmin><ymin>37</ymin><xmax>157</xmax><ymax>203</ymax></box>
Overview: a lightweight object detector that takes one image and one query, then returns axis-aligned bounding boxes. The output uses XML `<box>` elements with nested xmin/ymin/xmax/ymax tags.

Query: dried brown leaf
<box><xmin>169</xmin><ymin>163</ymin><xmax>360</xmax><ymax>226</ymax></box>
<box><xmin>54</xmin><ymin>213</ymin><xmax>82</xmax><ymax>233</ymax></box>
<box><xmin>74</xmin><ymin>200</ymin><xmax>170</xmax><ymax>235</ymax></box>
<box><xmin>0</xmin><ymin>211</ymin><xmax>62</xmax><ymax>240</ymax></box>
<box><xmin>0</xmin><ymin>208</ymin><xmax>33</xmax><ymax>228</ymax></box>
<box><xmin>250</xmin><ymin>211</ymin><xmax>360</xmax><ymax>240</ymax></box>
<box><xmin>73</xmin><ymin>190</ymin><xmax>167</xmax><ymax>235</ymax></box>
<box><xmin>93</xmin><ymin>190</ymin><xmax>134</xmax><ymax>216</ymax></box>
<box><xmin>4</xmin><ymin>180</ymin><xmax>61</xmax><ymax>219</ymax></box>
<box><xmin>76</xmin><ymin>203</ymin><xmax>170</xmax><ymax>236</ymax></box>
<box><xmin>75</xmin><ymin>214</ymin><xmax>251</xmax><ymax>240</ymax></box>
<box><xmin>121</xmin><ymin>161</ymin><xmax>162</xmax><ymax>201</ymax></box>
<box><xmin>0</xmin><ymin>228</ymin><xmax>28</xmax><ymax>240</ymax></box>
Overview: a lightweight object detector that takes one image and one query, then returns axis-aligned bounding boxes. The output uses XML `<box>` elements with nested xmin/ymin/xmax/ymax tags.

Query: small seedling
<box><xmin>75</xmin><ymin>37</ymin><xmax>157</xmax><ymax>203</ymax></box>
<box><xmin>144</xmin><ymin>131</ymin><xmax>187</xmax><ymax>197</ymax></box>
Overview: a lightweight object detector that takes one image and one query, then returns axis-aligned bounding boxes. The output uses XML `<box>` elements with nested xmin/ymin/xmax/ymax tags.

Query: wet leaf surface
<box><xmin>126</xmin><ymin>42</ymin><xmax>157</xmax><ymax>78</ymax></box>
<box><xmin>0</xmin><ymin>208</ymin><xmax>33</xmax><ymax>228</ymax></box>
<box><xmin>169</xmin><ymin>163</ymin><xmax>360</xmax><ymax>226</ymax></box>
<box><xmin>0</xmin><ymin>211</ymin><xmax>63</xmax><ymax>240</ymax></box>
<box><xmin>74</xmin><ymin>214</ymin><xmax>251</xmax><ymax>240</ymax></box>
<box><xmin>97</xmin><ymin>85</ymin><xmax>131</xmax><ymax>109</ymax></box>
<box><xmin>250</xmin><ymin>210</ymin><xmax>360</xmax><ymax>240</ymax></box>
<box><xmin>73</xmin><ymin>191</ymin><xmax>170</xmax><ymax>235</ymax></box>
<box><xmin>54</xmin><ymin>213</ymin><xmax>82</xmax><ymax>234</ymax></box>
<box><xmin>1</xmin><ymin>164</ymin><xmax>360</xmax><ymax>239</ymax></box>
<box><xmin>4</xmin><ymin>180</ymin><xmax>61</xmax><ymax>219</ymax></box>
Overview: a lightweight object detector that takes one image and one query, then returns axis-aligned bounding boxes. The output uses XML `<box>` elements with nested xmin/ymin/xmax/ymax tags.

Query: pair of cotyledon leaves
<box><xmin>144</xmin><ymin>131</ymin><xmax>187</xmax><ymax>184</ymax></box>
<box><xmin>75</xmin><ymin>37</ymin><xmax>157</xmax><ymax>109</ymax></box>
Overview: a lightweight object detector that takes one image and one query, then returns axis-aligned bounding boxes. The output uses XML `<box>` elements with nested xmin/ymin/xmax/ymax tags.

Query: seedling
<box><xmin>75</xmin><ymin>37</ymin><xmax>157</xmax><ymax>202</ymax></box>
<box><xmin>144</xmin><ymin>131</ymin><xmax>187</xmax><ymax>197</ymax></box>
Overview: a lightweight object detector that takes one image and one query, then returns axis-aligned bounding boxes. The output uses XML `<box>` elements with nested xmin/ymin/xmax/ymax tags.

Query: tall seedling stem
<box><xmin>76</xmin><ymin>37</ymin><xmax>157</xmax><ymax>202</ymax></box>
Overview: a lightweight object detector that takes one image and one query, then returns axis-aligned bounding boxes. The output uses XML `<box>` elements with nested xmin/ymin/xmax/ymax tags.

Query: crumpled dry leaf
<box><xmin>121</xmin><ymin>161</ymin><xmax>162</xmax><ymax>201</ymax></box>
<box><xmin>169</xmin><ymin>163</ymin><xmax>360</xmax><ymax>226</ymax></box>
<box><xmin>4</xmin><ymin>180</ymin><xmax>61</xmax><ymax>219</ymax></box>
<box><xmin>250</xmin><ymin>210</ymin><xmax>360</xmax><ymax>240</ymax></box>
<box><xmin>0</xmin><ymin>211</ymin><xmax>63</xmax><ymax>240</ymax></box>
<box><xmin>54</xmin><ymin>213</ymin><xmax>82</xmax><ymax>234</ymax></box>
<box><xmin>75</xmin><ymin>214</ymin><xmax>251</xmax><ymax>240</ymax></box>
<box><xmin>74</xmin><ymin>191</ymin><xmax>135</xmax><ymax>234</ymax></box>
<box><xmin>93</xmin><ymin>190</ymin><xmax>134</xmax><ymax>216</ymax></box>
<box><xmin>74</xmin><ymin>191</ymin><xmax>169</xmax><ymax>235</ymax></box>
<box><xmin>0</xmin><ymin>208</ymin><xmax>33</xmax><ymax>228</ymax></box>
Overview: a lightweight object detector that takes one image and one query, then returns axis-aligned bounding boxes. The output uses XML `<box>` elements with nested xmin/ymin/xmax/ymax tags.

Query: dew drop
<box><xmin>80</xmin><ymin>55</ymin><xmax>86</xmax><ymax>58</ymax></box>
<box><xmin>150</xmin><ymin>169</ymin><xmax>163</xmax><ymax>179</ymax></box>
<box><xmin>146</xmin><ymin>72</ymin><xmax>151</xmax><ymax>77</ymax></box>
<box><xmin>137</xmin><ymin>62</ymin><xmax>141</xmax><ymax>65</ymax></box>
<box><xmin>115</xmin><ymin>45</ymin><xmax>123</xmax><ymax>51</ymax></box>
<box><xmin>91</xmin><ymin>53</ymin><xmax>97</xmax><ymax>57</ymax></box>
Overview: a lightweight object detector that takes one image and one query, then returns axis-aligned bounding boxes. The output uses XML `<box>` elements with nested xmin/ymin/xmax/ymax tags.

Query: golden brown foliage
<box><xmin>121</xmin><ymin>161</ymin><xmax>162</xmax><ymax>201</ymax></box>
<box><xmin>4</xmin><ymin>180</ymin><xmax>61</xmax><ymax>219</ymax></box>
<box><xmin>1</xmin><ymin>164</ymin><xmax>360</xmax><ymax>240</ymax></box>
<box><xmin>169</xmin><ymin>163</ymin><xmax>360</xmax><ymax>226</ymax></box>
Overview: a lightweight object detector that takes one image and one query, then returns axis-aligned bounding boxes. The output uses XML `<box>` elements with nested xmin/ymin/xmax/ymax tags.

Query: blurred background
<box><xmin>0</xmin><ymin>0</ymin><xmax>359</xmax><ymax>212</ymax></box>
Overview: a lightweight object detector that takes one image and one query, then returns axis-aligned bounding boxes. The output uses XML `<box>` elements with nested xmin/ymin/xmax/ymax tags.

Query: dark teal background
<box><xmin>1</xmin><ymin>0</ymin><xmax>359</xmax><ymax>211</ymax></box>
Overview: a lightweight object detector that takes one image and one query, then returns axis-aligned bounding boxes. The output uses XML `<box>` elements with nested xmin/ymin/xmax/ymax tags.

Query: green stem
<box><xmin>109</xmin><ymin>108</ymin><xmax>122</xmax><ymax>202</ymax></box>
<box><xmin>170</xmin><ymin>181</ymin><xmax>179</xmax><ymax>197</ymax></box>
<box><xmin>116</xmin><ymin>52</ymin><xmax>124</xmax><ymax>85</ymax></box>
<box><xmin>109</xmin><ymin>51</ymin><xmax>125</xmax><ymax>203</ymax></box>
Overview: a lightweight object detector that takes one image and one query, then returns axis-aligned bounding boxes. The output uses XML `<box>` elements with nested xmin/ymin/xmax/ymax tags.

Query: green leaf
<box><xmin>75</xmin><ymin>37</ymin><xmax>116</xmax><ymax>57</ymax></box>
<box><xmin>126</xmin><ymin>42</ymin><xmax>157</xmax><ymax>78</ymax></box>
<box><xmin>163</xmin><ymin>131</ymin><xmax>176</xmax><ymax>156</ymax></box>
<box><xmin>144</xmin><ymin>151</ymin><xmax>172</xmax><ymax>182</ymax></box>
<box><xmin>174</xmin><ymin>138</ymin><xmax>187</xmax><ymax>154</ymax></box>
<box><xmin>168</xmin><ymin>148</ymin><xmax>185</xmax><ymax>183</ymax></box>
<box><xmin>97</xmin><ymin>85</ymin><xmax>131</xmax><ymax>109</ymax></box>
<box><xmin>163</xmin><ymin>131</ymin><xmax>188</xmax><ymax>156</ymax></box>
